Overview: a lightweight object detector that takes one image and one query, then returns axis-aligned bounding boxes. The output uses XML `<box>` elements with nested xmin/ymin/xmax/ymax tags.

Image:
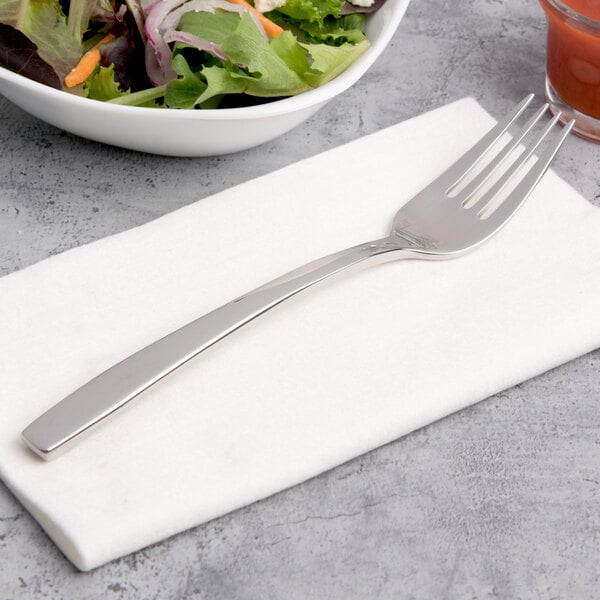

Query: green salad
<box><xmin>0</xmin><ymin>0</ymin><xmax>386</xmax><ymax>108</ymax></box>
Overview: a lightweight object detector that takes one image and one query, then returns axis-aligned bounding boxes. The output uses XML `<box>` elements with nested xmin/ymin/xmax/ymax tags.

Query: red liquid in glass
<box><xmin>540</xmin><ymin>0</ymin><xmax>600</xmax><ymax>118</ymax></box>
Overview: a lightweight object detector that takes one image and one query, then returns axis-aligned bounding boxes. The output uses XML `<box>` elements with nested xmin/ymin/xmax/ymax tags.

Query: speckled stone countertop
<box><xmin>1</xmin><ymin>0</ymin><xmax>599</xmax><ymax>598</ymax></box>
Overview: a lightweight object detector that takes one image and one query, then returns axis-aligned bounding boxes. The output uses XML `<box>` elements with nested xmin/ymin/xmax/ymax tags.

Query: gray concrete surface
<box><xmin>1</xmin><ymin>0</ymin><xmax>600</xmax><ymax>598</ymax></box>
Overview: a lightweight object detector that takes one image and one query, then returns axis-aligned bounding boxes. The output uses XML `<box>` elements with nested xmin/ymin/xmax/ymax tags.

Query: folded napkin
<box><xmin>1</xmin><ymin>98</ymin><xmax>599</xmax><ymax>571</ymax></box>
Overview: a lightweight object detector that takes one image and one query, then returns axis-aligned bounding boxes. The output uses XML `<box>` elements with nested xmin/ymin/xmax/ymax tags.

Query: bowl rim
<box><xmin>0</xmin><ymin>0</ymin><xmax>410</xmax><ymax>121</ymax></box>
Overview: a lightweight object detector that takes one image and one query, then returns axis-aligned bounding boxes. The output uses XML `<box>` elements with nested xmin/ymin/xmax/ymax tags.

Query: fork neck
<box><xmin>358</xmin><ymin>235</ymin><xmax>414</xmax><ymax>263</ymax></box>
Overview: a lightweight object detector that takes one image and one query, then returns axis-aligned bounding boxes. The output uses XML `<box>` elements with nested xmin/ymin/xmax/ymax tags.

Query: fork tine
<box><xmin>458</xmin><ymin>103</ymin><xmax>549</xmax><ymax>207</ymax></box>
<box><xmin>477</xmin><ymin>118</ymin><xmax>575</xmax><ymax>230</ymax></box>
<box><xmin>476</xmin><ymin>111</ymin><xmax>562</xmax><ymax>217</ymax></box>
<box><xmin>437</xmin><ymin>94</ymin><xmax>535</xmax><ymax>192</ymax></box>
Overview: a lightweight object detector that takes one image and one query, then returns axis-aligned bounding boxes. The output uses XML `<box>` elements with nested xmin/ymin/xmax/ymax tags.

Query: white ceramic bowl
<box><xmin>0</xmin><ymin>0</ymin><xmax>410</xmax><ymax>156</ymax></box>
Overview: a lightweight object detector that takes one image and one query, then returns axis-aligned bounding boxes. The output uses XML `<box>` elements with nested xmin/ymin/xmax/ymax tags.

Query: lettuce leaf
<box><xmin>84</xmin><ymin>63</ymin><xmax>129</xmax><ymax>100</ymax></box>
<box><xmin>177</xmin><ymin>10</ymin><xmax>241</xmax><ymax>45</ymax></box>
<box><xmin>302</xmin><ymin>37</ymin><xmax>368</xmax><ymax>86</ymax></box>
<box><xmin>221</xmin><ymin>18</ymin><xmax>307</xmax><ymax>95</ymax></box>
<box><xmin>177</xmin><ymin>10</ymin><xmax>308</xmax><ymax>87</ymax></box>
<box><xmin>164</xmin><ymin>53</ymin><xmax>208</xmax><ymax>108</ymax></box>
<box><xmin>274</xmin><ymin>0</ymin><xmax>344</xmax><ymax>24</ymax></box>
<box><xmin>0</xmin><ymin>21</ymin><xmax>61</xmax><ymax>87</ymax></box>
<box><xmin>172</xmin><ymin>12</ymin><xmax>309</xmax><ymax>103</ymax></box>
<box><xmin>163</xmin><ymin>10</ymin><xmax>369</xmax><ymax>109</ymax></box>
<box><xmin>294</xmin><ymin>13</ymin><xmax>365</xmax><ymax>45</ymax></box>
<box><xmin>0</xmin><ymin>0</ymin><xmax>82</xmax><ymax>83</ymax></box>
<box><xmin>100</xmin><ymin>28</ymin><xmax>150</xmax><ymax>92</ymax></box>
<box><xmin>66</xmin><ymin>0</ymin><xmax>98</xmax><ymax>41</ymax></box>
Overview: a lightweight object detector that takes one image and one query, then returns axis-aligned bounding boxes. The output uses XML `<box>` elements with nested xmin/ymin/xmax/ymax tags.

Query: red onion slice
<box><xmin>144</xmin><ymin>0</ymin><xmax>188</xmax><ymax>84</ymax></box>
<box><xmin>163</xmin><ymin>30</ymin><xmax>229</xmax><ymax>61</ymax></box>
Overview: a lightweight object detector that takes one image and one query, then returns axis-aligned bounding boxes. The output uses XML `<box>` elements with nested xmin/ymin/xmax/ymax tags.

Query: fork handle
<box><xmin>22</xmin><ymin>236</ymin><xmax>405</xmax><ymax>460</ymax></box>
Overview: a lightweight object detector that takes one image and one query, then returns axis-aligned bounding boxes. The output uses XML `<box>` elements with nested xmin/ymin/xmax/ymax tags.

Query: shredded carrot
<box><xmin>64</xmin><ymin>33</ymin><xmax>116</xmax><ymax>88</ymax></box>
<box><xmin>227</xmin><ymin>0</ymin><xmax>284</xmax><ymax>38</ymax></box>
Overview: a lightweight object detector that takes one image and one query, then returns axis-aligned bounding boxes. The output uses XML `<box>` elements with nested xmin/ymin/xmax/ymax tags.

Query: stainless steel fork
<box><xmin>22</xmin><ymin>94</ymin><xmax>574</xmax><ymax>460</ymax></box>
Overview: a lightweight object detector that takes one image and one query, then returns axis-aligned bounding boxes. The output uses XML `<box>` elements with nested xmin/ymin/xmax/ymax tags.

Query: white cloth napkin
<box><xmin>1</xmin><ymin>99</ymin><xmax>599</xmax><ymax>571</ymax></box>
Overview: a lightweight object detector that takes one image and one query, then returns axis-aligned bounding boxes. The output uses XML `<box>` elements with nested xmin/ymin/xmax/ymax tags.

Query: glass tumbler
<box><xmin>539</xmin><ymin>0</ymin><xmax>600</xmax><ymax>142</ymax></box>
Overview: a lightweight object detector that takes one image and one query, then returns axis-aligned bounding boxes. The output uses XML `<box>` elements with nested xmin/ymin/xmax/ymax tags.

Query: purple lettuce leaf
<box><xmin>0</xmin><ymin>22</ymin><xmax>61</xmax><ymax>88</ymax></box>
<box><xmin>99</xmin><ymin>16</ymin><xmax>149</xmax><ymax>91</ymax></box>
